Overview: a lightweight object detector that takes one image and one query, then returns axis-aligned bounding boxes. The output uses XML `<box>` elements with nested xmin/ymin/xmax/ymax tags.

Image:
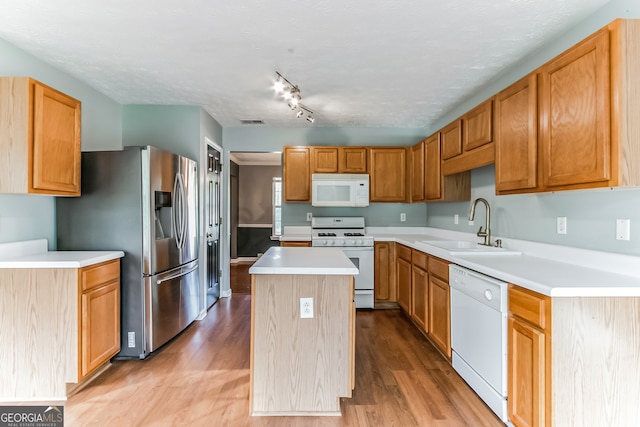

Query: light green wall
<box><xmin>0</xmin><ymin>37</ymin><xmax>122</xmax><ymax>247</ymax></box>
<box><xmin>426</xmin><ymin>0</ymin><xmax>640</xmax><ymax>257</ymax></box>
<box><xmin>223</xmin><ymin>127</ymin><xmax>427</xmax><ymax>225</ymax></box>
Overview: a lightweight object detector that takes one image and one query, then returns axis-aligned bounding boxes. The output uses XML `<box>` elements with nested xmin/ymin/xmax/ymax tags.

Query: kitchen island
<box><xmin>248</xmin><ymin>247</ymin><xmax>358</xmax><ymax>416</ymax></box>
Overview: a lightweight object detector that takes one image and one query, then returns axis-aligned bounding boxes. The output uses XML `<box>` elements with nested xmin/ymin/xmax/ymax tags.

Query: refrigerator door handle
<box><xmin>156</xmin><ymin>264</ymin><xmax>199</xmax><ymax>285</ymax></box>
<box><xmin>172</xmin><ymin>172</ymin><xmax>187</xmax><ymax>248</ymax></box>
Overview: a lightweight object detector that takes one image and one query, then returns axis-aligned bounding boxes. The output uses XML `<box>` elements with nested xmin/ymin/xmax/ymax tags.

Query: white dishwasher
<box><xmin>449</xmin><ymin>265</ymin><xmax>509</xmax><ymax>423</ymax></box>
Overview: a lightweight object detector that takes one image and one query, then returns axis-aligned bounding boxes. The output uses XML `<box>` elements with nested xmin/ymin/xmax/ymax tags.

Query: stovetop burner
<box><xmin>318</xmin><ymin>232</ymin><xmax>337</xmax><ymax>237</ymax></box>
<box><xmin>344</xmin><ymin>232</ymin><xmax>364</xmax><ymax>237</ymax></box>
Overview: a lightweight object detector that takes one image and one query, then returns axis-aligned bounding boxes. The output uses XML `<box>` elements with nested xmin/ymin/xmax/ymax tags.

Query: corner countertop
<box><xmin>0</xmin><ymin>239</ymin><xmax>124</xmax><ymax>268</ymax></box>
<box><xmin>249</xmin><ymin>247</ymin><xmax>359</xmax><ymax>276</ymax></box>
<box><xmin>279</xmin><ymin>226</ymin><xmax>640</xmax><ymax>297</ymax></box>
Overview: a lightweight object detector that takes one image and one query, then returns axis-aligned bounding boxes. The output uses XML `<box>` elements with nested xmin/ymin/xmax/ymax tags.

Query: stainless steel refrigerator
<box><xmin>56</xmin><ymin>146</ymin><xmax>200</xmax><ymax>359</ymax></box>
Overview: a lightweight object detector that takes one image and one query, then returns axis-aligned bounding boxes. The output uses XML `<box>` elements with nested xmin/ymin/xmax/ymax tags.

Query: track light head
<box><xmin>306</xmin><ymin>115</ymin><xmax>315</xmax><ymax>123</ymax></box>
<box><xmin>296</xmin><ymin>110</ymin><xmax>304</xmax><ymax>118</ymax></box>
<box><xmin>273</xmin><ymin>72</ymin><xmax>316</xmax><ymax>123</ymax></box>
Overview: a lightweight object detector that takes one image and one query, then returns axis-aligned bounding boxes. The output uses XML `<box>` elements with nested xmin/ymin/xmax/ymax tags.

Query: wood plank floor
<box><xmin>64</xmin><ymin>265</ymin><xmax>504</xmax><ymax>426</ymax></box>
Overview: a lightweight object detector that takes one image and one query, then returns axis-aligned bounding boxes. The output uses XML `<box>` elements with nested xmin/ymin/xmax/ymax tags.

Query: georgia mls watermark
<box><xmin>0</xmin><ymin>406</ymin><xmax>63</xmax><ymax>427</ymax></box>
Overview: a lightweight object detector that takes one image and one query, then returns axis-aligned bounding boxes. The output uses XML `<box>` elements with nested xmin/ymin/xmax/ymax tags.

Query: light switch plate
<box><xmin>616</xmin><ymin>219</ymin><xmax>631</xmax><ymax>241</ymax></box>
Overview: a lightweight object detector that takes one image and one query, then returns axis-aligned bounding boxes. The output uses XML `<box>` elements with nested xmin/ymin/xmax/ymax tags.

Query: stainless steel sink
<box><xmin>420</xmin><ymin>240</ymin><xmax>521</xmax><ymax>255</ymax></box>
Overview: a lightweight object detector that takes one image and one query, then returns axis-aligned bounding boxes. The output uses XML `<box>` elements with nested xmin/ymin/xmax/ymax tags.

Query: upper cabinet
<box><xmin>442</xmin><ymin>99</ymin><xmax>495</xmax><ymax>176</ymax></box>
<box><xmin>369</xmin><ymin>147</ymin><xmax>409</xmax><ymax>202</ymax></box>
<box><xmin>0</xmin><ymin>77</ymin><xmax>81</xmax><ymax>196</ymax></box>
<box><xmin>410</xmin><ymin>140</ymin><xmax>425</xmax><ymax>202</ymax></box>
<box><xmin>310</xmin><ymin>146</ymin><xmax>367</xmax><ymax>173</ymax></box>
<box><xmin>495</xmin><ymin>74</ymin><xmax>538</xmax><ymax>193</ymax></box>
<box><xmin>496</xmin><ymin>19</ymin><xmax>640</xmax><ymax>194</ymax></box>
<box><xmin>425</xmin><ymin>133</ymin><xmax>470</xmax><ymax>202</ymax></box>
<box><xmin>539</xmin><ymin>25</ymin><xmax>611</xmax><ymax>190</ymax></box>
<box><xmin>283</xmin><ymin>146</ymin><xmax>311</xmax><ymax>202</ymax></box>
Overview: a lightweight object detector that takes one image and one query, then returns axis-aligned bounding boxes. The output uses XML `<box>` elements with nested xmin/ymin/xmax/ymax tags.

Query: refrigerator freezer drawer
<box><xmin>145</xmin><ymin>260</ymin><xmax>200</xmax><ymax>354</ymax></box>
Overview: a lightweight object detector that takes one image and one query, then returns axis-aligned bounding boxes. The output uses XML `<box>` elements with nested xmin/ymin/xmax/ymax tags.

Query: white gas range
<box><xmin>311</xmin><ymin>217</ymin><xmax>374</xmax><ymax>309</ymax></box>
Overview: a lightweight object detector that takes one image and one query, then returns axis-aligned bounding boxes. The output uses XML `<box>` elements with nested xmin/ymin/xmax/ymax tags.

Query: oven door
<box><xmin>342</xmin><ymin>246</ymin><xmax>374</xmax><ymax>309</ymax></box>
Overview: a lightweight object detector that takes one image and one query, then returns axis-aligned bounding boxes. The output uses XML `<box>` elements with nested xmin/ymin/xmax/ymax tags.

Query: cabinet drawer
<box><xmin>411</xmin><ymin>249</ymin><xmax>428</xmax><ymax>271</ymax></box>
<box><xmin>428</xmin><ymin>256</ymin><xmax>449</xmax><ymax>281</ymax></box>
<box><xmin>508</xmin><ymin>284</ymin><xmax>550</xmax><ymax>330</ymax></box>
<box><xmin>81</xmin><ymin>260</ymin><xmax>120</xmax><ymax>292</ymax></box>
<box><xmin>396</xmin><ymin>244</ymin><xmax>412</xmax><ymax>262</ymax></box>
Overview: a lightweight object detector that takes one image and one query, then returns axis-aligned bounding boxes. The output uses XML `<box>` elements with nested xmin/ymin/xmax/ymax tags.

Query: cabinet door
<box><xmin>311</xmin><ymin>147</ymin><xmax>338</xmax><ymax>173</ymax></box>
<box><xmin>81</xmin><ymin>280</ymin><xmax>120</xmax><ymax>378</ymax></box>
<box><xmin>495</xmin><ymin>74</ymin><xmax>538</xmax><ymax>193</ymax></box>
<box><xmin>539</xmin><ymin>27</ymin><xmax>611</xmax><ymax>189</ymax></box>
<box><xmin>283</xmin><ymin>146</ymin><xmax>311</xmax><ymax>201</ymax></box>
<box><xmin>411</xmin><ymin>141</ymin><xmax>425</xmax><ymax>202</ymax></box>
<box><xmin>411</xmin><ymin>266</ymin><xmax>428</xmax><ymax>332</ymax></box>
<box><xmin>441</xmin><ymin>120</ymin><xmax>462</xmax><ymax>160</ymax></box>
<box><xmin>369</xmin><ymin>147</ymin><xmax>409</xmax><ymax>202</ymax></box>
<box><xmin>31</xmin><ymin>81</ymin><xmax>81</xmax><ymax>195</ymax></box>
<box><xmin>339</xmin><ymin>147</ymin><xmax>367</xmax><ymax>173</ymax></box>
<box><xmin>425</xmin><ymin>133</ymin><xmax>442</xmax><ymax>201</ymax></box>
<box><xmin>428</xmin><ymin>275</ymin><xmax>451</xmax><ymax>358</ymax></box>
<box><xmin>463</xmin><ymin>99</ymin><xmax>493</xmax><ymax>151</ymax></box>
<box><xmin>374</xmin><ymin>241</ymin><xmax>395</xmax><ymax>302</ymax></box>
<box><xmin>508</xmin><ymin>316</ymin><xmax>546</xmax><ymax>427</ymax></box>
<box><xmin>396</xmin><ymin>257</ymin><xmax>412</xmax><ymax>314</ymax></box>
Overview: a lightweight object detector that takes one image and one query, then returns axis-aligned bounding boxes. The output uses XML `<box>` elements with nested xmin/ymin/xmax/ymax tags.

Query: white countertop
<box><xmin>249</xmin><ymin>247</ymin><xmax>359</xmax><ymax>275</ymax></box>
<box><xmin>279</xmin><ymin>227</ymin><xmax>640</xmax><ymax>297</ymax></box>
<box><xmin>0</xmin><ymin>239</ymin><xmax>124</xmax><ymax>268</ymax></box>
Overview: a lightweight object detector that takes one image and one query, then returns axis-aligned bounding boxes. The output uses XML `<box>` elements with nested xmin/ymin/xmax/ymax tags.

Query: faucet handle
<box><xmin>477</xmin><ymin>226</ymin><xmax>487</xmax><ymax>237</ymax></box>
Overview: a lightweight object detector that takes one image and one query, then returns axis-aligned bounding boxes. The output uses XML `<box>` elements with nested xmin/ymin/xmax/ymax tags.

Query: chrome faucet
<box><xmin>469</xmin><ymin>197</ymin><xmax>491</xmax><ymax>246</ymax></box>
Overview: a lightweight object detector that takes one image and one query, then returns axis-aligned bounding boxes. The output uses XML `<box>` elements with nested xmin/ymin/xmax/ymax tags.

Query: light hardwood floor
<box><xmin>64</xmin><ymin>265</ymin><xmax>504</xmax><ymax>426</ymax></box>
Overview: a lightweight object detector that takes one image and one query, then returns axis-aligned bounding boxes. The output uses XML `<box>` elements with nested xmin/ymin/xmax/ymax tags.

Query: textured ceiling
<box><xmin>0</xmin><ymin>0</ymin><xmax>609</xmax><ymax>128</ymax></box>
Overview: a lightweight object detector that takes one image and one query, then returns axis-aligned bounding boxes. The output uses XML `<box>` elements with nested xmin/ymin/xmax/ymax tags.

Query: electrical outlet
<box><xmin>557</xmin><ymin>217</ymin><xmax>567</xmax><ymax>234</ymax></box>
<box><xmin>127</xmin><ymin>331</ymin><xmax>135</xmax><ymax>348</ymax></box>
<box><xmin>306</xmin><ymin>212</ymin><xmax>312</xmax><ymax>221</ymax></box>
<box><xmin>300</xmin><ymin>297</ymin><xmax>314</xmax><ymax>318</ymax></box>
<box><xmin>454</xmin><ymin>214</ymin><xmax>459</xmax><ymax>225</ymax></box>
<box><xmin>616</xmin><ymin>219</ymin><xmax>631</xmax><ymax>241</ymax></box>
<box><xmin>400</xmin><ymin>213</ymin><xmax>406</xmax><ymax>222</ymax></box>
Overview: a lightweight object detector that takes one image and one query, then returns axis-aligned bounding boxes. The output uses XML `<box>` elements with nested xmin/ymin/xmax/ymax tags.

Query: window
<box><xmin>272</xmin><ymin>177</ymin><xmax>282</xmax><ymax>237</ymax></box>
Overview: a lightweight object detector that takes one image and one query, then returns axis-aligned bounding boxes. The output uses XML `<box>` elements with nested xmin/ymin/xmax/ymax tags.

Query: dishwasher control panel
<box><xmin>449</xmin><ymin>265</ymin><xmax>508</xmax><ymax>313</ymax></box>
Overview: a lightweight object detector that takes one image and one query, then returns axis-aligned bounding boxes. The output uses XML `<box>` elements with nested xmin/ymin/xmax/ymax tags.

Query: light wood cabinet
<box><xmin>495</xmin><ymin>74</ymin><xmax>538</xmax><ymax>193</ymax></box>
<box><xmin>280</xmin><ymin>241</ymin><xmax>311</xmax><ymax>247</ymax></box>
<box><xmin>442</xmin><ymin>100</ymin><xmax>495</xmax><ymax>176</ymax></box>
<box><xmin>411</xmin><ymin>140</ymin><xmax>425</xmax><ymax>202</ymax></box>
<box><xmin>0</xmin><ymin>77</ymin><xmax>81</xmax><ymax>196</ymax></box>
<box><xmin>0</xmin><ymin>257</ymin><xmax>120</xmax><ymax>400</ymax></box>
<box><xmin>427</xmin><ymin>257</ymin><xmax>451</xmax><ymax>358</ymax></box>
<box><xmin>410</xmin><ymin>250</ymin><xmax>428</xmax><ymax>331</ymax></box>
<box><xmin>425</xmin><ymin>132</ymin><xmax>471</xmax><ymax>202</ymax></box>
<box><xmin>79</xmin><ymin>259</ymin><xmax>121</xmax><ymax>379</ymax></box>
<box><xmin>539</xmin><ymin>26</ymin><xmax>610</xmax><ymax>190</ymax></box>
<box><xmin>395</xmin><ymin>244</ymin><xmax>412</xmax><ymax>314</ymax></box>
<box><xmin>283</xmin><ymin>146</ymin><xmax>311</xmax><ymax>202</ymax></box>
<box><xmin>496</xmin><ymin>19</ymin><xmax>640</xmax><ymax>194</ymax></box>
<box><xmin>310</xmin><ymin>146</ymin><xmax>368</xmax><ymax>174</ymax></box>
<box><xmin>369</xmin><ymin>147</ymin><xmax>409</xmax><ymax>202</ymax></box>
<box><xmin>339</xmin><ymin>147</ymin><xmax>368</xmax><ymax>173</ymax></box>
<box><xmin>374</xmin><ymin>241</ymin><xmax>396</xmax><ymax>302</ymax></box>
<box><xmin>508</xmin><ymin>284</ymin><xmax>551</xmax><ymax>427</ymax></box>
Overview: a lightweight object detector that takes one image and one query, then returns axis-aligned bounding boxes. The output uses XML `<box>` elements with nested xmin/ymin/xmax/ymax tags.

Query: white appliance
<box><xmin>311</xmin><ymin>217</ymin><xmax>374</xmax><ymax>308</ymax></box>
<box><xmin>449</xmin><ymin>265</ymin><xmax>509</xmax><ymax>423</ymax></box>
<box><xmin>311</xmin><ymin>173</ymin><xmax>369</xmax><ymax>207</ymax></box>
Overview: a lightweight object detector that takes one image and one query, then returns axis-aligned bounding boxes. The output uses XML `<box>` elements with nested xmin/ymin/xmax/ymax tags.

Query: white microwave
<box><xmin>311</xmin><ymin>174</ymin><xmax>369</xmax><ymax>207</ymax></box>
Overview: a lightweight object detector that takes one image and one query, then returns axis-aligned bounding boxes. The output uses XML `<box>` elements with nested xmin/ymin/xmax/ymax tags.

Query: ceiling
<box><xmin>0</xmin><ymin>0</ymin><xmax>609</xmax><ymax>129</ymax></box>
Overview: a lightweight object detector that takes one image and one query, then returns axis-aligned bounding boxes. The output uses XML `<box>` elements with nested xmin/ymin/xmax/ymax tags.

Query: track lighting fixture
<box><xmin>273</xmin><ymin>71</ymin><xmax>316</xmax><ymax>123</ymax></box>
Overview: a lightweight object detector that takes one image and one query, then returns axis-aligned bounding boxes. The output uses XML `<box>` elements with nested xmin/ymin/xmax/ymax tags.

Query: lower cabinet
<box><xmin>508</xmin><ymin>284</ymin><xmax>551</xmax><ymax>427</ymax></box>
<box><xmin>79</xmin><ymin>260</ymin><xmax>121</xmax><ymax>379</ymax></box>
<box><xmin>374</xmin><ymin>241</ymin><xmax>396</xmax><ymax>302</ymax></box>
<box><xmin>396</xmin><ymin>244</ymin><xmax>412</xmax><ymax>314</ymax></box>
<box><xmin>410</xmin><ymin>249</ymin><xmax>429</xmax><ymax>331</ymax></box>
<box><xmin>427</xmin><ymin>257</ymin><xmax>451</xmax><ymax>358</ymax></box>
